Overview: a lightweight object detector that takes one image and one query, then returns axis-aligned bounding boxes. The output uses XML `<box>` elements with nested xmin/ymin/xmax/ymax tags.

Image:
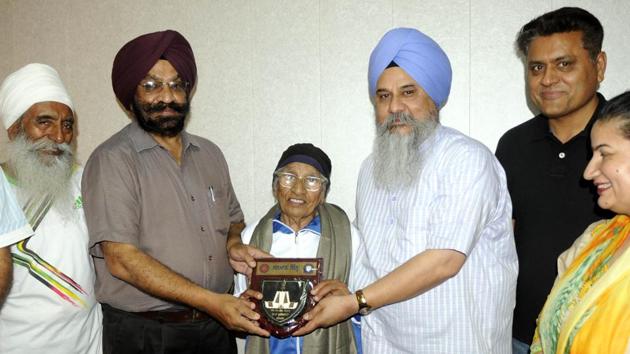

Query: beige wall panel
<box><xmin>319</xmin><ymin>0</ymin><xmax>392</xmax><ymax>219</ymax></box>
<box><xmin>60</xmin><ymin>1</ymin><xmax>144</xmax><ymax>165</ymax></box>
<box><xmin>0</xmin><ymin>0</ymin><xmax>75</xmax><ymax>156</ymax></box>
<box><xmin>394</xmin><ymin>0</ymin><xmax>471</xmax><ymax>136</ymax></box>
<box><xmin>177</xmin><ymin>1</ymin><xmax>256</xmax><ymax>226</ymax></box>
<box><xmin>0</xmin><ymin>1</ymin><xmax>13</xmax><ymax>88</ymax></box>
<box><xmin>0</xmin><ymin>1</ymin><xmax>13</xmax><ymax>150</ymax></box>
<box><xmin>470</xmin><ymin>0</ymin><xmax>550</xmax><ymax>150</ymax></box>
<box><xmin>248</xmin><ymin>0</ymin><xmax>321</xmax><ymax>220</ymax></box>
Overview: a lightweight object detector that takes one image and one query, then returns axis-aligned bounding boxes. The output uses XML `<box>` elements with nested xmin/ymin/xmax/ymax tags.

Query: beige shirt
<box><xmin>82</xmin><ymin>122</ymin><xmax>243</xmax><ymax>311</ymax></box>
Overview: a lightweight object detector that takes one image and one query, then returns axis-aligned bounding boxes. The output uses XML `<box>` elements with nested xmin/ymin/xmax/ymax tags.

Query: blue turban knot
<box><xmin>368</xmin><ymin>28</ymin><xmax>452</xmax><ymax>108</ymax></box>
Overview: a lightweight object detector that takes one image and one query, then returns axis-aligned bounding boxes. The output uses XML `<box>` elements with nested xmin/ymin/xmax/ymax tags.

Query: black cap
<box><xmin>275</xmin><ymin>143</ymin><xmax>332</xmax><ymax>183</ymax></box>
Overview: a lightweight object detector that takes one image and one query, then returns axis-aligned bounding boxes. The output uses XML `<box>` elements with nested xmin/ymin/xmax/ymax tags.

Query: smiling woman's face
<box><xmin>584</xmin><ymin>119</ymin><xmax>630</xmax><ymax>215</ymax></box>
<box><xmin>274</xmin><ymin>162</ymin><xmax>325</xmax><ymax>230</ymax></box>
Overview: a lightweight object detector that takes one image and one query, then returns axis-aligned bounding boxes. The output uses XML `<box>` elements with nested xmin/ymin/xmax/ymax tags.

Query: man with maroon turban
<box><xmin>82</xmin><ymin>30</ymin><xmax>269</xmax><ymax>353</ymax></box>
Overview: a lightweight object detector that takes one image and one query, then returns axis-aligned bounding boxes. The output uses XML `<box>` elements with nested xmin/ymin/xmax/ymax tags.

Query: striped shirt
<box><xmin>352</xmin><ymin>125</ymin><xmax>518</xmax><ymax>354</ymax></box>
<box><xmin>0</xmin><ymin>167</ymin><xmax>32</xmax><ymax>248</ymax></box>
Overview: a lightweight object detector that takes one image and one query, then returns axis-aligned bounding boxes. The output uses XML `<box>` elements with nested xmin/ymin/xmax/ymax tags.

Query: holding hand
<box><xmin>228</xmin><ymin>243</ymin><xmax>272</xmax><ymax>277</ymax></box>
<box><xmin>205</xmin><ymin>293</ymin><xmax>270</xmax><ymax>337</ymax></box>
<box><xmin>292</xmin><ymin>293</ymin><xmax>358</xmax><ymax>336</ymax></box>
<box><xmin>310</xmin><ymin>279</ymin><xmax>351</xmax><ymax>302</ymax></box>
<box><xmin>239</xmin><ymin>288</ymin><xmax>263</xmax><ymax>302</ymax></box>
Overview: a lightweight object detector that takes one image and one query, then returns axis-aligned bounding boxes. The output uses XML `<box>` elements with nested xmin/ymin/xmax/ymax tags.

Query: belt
<box><xmin>132</xmin><ymin>308</ymin><xmax>211</xmax><ymax>323</ymax></box>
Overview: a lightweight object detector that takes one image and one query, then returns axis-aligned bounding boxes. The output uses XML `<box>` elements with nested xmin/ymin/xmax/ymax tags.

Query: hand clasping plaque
<box><xmin>250</xmin><ymin>258</ymin><xmax>323</xmax><ymax>338</ymax></box>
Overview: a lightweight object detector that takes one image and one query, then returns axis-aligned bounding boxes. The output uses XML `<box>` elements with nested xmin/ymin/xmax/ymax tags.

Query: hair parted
<box><xmin>597</xmin><ymin>91</ymin><xmax>630</xmax><ymax>140</ymax></box>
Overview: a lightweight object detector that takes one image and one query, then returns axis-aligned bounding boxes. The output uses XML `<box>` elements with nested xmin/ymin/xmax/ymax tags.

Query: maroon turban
<box><xmin>111</xmin><ymin>29</ymin><xmax>197</xmax><ymax>109</ymax></box>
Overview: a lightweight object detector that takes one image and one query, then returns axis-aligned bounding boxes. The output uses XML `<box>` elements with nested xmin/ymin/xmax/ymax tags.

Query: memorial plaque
<box><xmin>250</xmin><ymin>258</ymin><xmax>323</xmax><ymax>338</ymax></box>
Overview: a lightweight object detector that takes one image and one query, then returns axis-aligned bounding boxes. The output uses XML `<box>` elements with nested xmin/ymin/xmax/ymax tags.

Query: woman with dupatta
<box><xmin>531</xmin><ymin>91</ymin><xmax>630</xmax><ymax>353</ymax></box>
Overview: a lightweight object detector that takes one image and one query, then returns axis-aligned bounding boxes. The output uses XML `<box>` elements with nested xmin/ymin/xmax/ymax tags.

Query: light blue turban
<box><xmin>368</xmin><ymin>28</ymin><xmax>452</xmax><ymax>108</ymax></box>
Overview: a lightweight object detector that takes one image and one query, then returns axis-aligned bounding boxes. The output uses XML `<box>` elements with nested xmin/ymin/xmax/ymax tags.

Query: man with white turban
<box><xmin>294</xmin><ymin>28</ymin><xmax>518</xmax><ymax>353</ymax></box>
<box><xmin>0</xmin><ymin>63</ymin><xmax>102</xmax><ymax>353</ymax></box>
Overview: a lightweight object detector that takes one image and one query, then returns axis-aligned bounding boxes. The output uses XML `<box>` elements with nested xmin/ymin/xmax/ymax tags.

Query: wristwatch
<box><xmin>355</xmin><ymin>289</ymin><xmax>372</xmax><ymax>315</ymax></box>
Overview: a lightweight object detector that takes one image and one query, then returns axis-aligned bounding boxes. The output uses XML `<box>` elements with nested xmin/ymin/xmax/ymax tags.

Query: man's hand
<box><xmin>311</xmin><ymin>279</ymin><xmax>351</xmax><ymax>302</ymax></box>
<box><xmin>239</xmin><ymin>288</ymin><xmax>263</xmax><ymax>302</ymax></box>
<box><xmin>100</xmin><ymin>241</ymin><xmax>269</xmax><ymax>336</ymax></box>
<box><xmin>0</xmin><ymin>246</ymin><xmax>13</xmax><ymax>308</ymax></box>
<box><xmin>228</xmin><ymin>243</ymin><xmax>271</xmax><ymax>277</ymax></box>
<box><xmin>226</xmin><ymin>222</ymin><xmax>272</xmax><ymax>276</ymax></box>
<box><xmin>204</xmin><ymin>293</ymin><xmax>270</xmax><ymax>336</ymax></box>
<box><xmin>292</xmin><ymin>293</ymin><xmax>358</xmax><ymax>336</ymax></box>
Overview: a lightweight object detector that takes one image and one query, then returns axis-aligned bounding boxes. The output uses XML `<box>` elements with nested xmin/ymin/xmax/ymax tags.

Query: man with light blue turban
<box><xmin>367</xmin><ymin>27</ymin><xmax>452</xmax><ymax>109</ymax></box>
<box><xmin>295</xmin><ymin>28</ymin><xmax>517</xmax><ymax>354</ymax></box>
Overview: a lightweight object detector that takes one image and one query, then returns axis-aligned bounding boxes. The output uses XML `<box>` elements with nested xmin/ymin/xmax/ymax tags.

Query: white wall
<box><xmin>1</xmin><ymin>0</ymin><xmax>628</xmax><ymax>227</ymax></box>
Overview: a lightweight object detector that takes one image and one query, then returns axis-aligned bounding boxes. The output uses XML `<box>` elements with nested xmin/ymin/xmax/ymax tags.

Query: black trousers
<box><xmin>102</xmin><ymin>304</ymin><xmax>237</xmax><ymax>354</ymax></box>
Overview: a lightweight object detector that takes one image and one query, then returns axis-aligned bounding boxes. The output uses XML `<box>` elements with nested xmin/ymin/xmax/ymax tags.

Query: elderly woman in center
<box><xmin>235</xmin><ymin>143</ymin><xmax>360</xmax><ymax>354</ymax></box>
<box><xmin>531</xmin><ymin>91</ymin><xmax>630</xmax><ymax>354</ymax></box>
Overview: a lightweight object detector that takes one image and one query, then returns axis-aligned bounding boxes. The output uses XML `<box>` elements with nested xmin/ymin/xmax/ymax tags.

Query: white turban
<box><xmin>0</xmin><ymin>63</ymin><xmax>74</xmax><ymax>129</ymax></box>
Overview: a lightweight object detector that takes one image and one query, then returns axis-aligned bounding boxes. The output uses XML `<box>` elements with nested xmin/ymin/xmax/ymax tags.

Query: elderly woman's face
<box><xmin>275</xmin><ymin>162</ymin><xmax>325</xmax><ymax>229</ymax></box>
<box><xmin>584</xmin><ymin>119</ymin><xmax>630</xmax><ymax>215</ymax></box>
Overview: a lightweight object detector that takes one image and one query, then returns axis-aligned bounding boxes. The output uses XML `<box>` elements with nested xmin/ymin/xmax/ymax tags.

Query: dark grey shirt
<box><xmin>82</xmin><ymin>121</ymin><xmax>243</xmax><ymax>311</ymax></box>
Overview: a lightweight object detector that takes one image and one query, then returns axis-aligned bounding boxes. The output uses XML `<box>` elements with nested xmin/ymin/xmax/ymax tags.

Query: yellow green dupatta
<box><xmin>532</xmin><ymin>215</ymin><xmax>630</xmax><ymax>354</ymax></box>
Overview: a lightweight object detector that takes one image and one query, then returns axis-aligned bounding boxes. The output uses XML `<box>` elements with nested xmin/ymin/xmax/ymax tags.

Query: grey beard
<box><xmin>373</xmin><ymin>112</ymin><xmax>438</xmax><ymax>190</ymax></box>
<box><xmin>5</xmin><ymin>133</ymin><xmax>75</xmax><ymax>217</ymax></box>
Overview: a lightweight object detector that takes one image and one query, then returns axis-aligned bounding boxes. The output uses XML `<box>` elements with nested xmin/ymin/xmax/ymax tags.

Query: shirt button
<box><xmin>558</xmin><ymin>152</ymin><xmax>566</xmax><ymax>159</ymax></box>
<box><xmin>392</xmin><ymin>196</ymin><xmax>397</xmax><ymax>202</ymax></box>
<box><xmin>200</xmin><ymin>226</ymin><xmax>206</xmax><ymax>232</ymax></box>
<box><xmin>208</xmin><ymin>255</ymin><xmax>213</xmax><ymax>262</ymax></box>
<box><xmin>191</xmin><ymin>195</ymin><xmax>196</xmax><ymax>201</ymax></box>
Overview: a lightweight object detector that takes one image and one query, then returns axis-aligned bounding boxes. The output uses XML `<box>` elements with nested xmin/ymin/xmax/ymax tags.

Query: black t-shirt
<box><xmin>495</xmin><ymin>93</ymin><xmax>613</xmax><ymax>343</ymax></box>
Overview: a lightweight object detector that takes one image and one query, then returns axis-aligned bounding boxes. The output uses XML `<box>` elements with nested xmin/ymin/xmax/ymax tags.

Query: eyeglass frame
<box><xmin>137</xmin><ymin>76</ymin><xmax>191</xmax><ymax>95</ymax></box>
<box><xmin>273</xmin><ymin>171</ymin><xmax>328</xmax><ymax>193</ymax></box>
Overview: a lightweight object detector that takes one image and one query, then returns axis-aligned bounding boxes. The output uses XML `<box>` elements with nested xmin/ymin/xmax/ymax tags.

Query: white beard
<box><xmin>373</xmin><ymin>112</ymin><xmax>438</xmax><ymax>191</ymax></box>
<box><xmin>5</xmin><ymin>133</ymin><xmax>75</xmax><ymax>219</ymax></box>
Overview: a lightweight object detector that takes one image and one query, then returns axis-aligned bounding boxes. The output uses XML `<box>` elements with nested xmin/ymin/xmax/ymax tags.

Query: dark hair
<box><xmin>597</xmin><ymin>91</ymin><xmax>630</xmax><ymax>139</ymax></box>
<box><xmin>517</xmin><ymin>7</ymin><xmax>603</xmax><ymax>60</ymax></box>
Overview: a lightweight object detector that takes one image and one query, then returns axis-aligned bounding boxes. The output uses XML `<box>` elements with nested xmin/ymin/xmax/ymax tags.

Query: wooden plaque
<box><xmin>250</xmin><ymin>258</ymin><xmax>323</xmax><ymax>338</ymax></box>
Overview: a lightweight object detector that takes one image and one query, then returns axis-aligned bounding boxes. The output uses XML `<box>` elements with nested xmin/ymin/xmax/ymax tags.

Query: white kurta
<box><xmin>0</xmin><ymin>168</ymin><xmax>102</xmax><ymax>354</ymax></box>
<box><xmin>352</xmin><ymin>125</ymin><xmax>518</xmax><ymax>354</ymax></box>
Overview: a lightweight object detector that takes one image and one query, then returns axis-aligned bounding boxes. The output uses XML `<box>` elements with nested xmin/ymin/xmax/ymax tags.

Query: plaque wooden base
<box><xmin>250</xmin><ymin>258</ymin><xmax>323</xmax><ymax>338</ymax></box>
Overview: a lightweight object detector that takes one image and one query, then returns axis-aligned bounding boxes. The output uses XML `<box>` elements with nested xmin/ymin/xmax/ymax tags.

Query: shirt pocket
<box><xmin>207</xmin><ymin>186</ymin><xmax>230</xmax><ymax>236</ymax></box>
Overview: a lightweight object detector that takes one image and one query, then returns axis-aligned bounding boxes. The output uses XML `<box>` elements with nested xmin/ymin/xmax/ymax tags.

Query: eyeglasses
<box><xmin>274</xmin><ymin>172</ymin><xmax>327</xmax><ymax>192</ymax></box>
<box><xmin>138</xmin><ymin>78</ymin><xmax>190</xmax><ymax>95</ymax></box>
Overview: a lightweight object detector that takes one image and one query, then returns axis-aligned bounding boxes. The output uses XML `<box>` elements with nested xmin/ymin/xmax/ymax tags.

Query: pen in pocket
<box><xmin>209</xmin><ymin>186</ymin><xmax>216</xmax><ymax>202</ymax></box>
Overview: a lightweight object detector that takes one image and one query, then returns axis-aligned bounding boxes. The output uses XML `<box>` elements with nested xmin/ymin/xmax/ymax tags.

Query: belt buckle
<box><xmin>191</xmin><ymin>309</ymin><xmax>204</xmax><ymax>321</ymax></box>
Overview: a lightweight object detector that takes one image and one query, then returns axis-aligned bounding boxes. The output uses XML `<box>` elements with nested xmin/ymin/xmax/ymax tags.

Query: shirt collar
<box><xmin>418</xmin><ymin>123</ymin><xmax>443</xmax><ymax>154</ymax></box>
<box><xmin>531</xmin><ymin>92</ymin><xmax>606</xmax><ymax>142</ymax></box>
<box><xmin>127</xmin><ymin>120</ymin><xmax>198</xmax><ymax>153</ymax></box>
<box><xmin>272</xmin><ymin>212</ymin><xmax>321</xmax><ymax>235</ymax></box>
